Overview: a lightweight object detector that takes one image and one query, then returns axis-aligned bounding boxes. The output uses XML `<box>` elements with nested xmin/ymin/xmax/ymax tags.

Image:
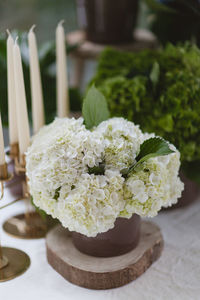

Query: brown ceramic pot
<box><xmin>76</xmin><ymin>0</ymin><xmax>139</xmax><ymax>44</ymax></box>
<box><xmin>72</xmin><ymin>214</ymin><xmax>141</xmax><ymax>257</ymax></box>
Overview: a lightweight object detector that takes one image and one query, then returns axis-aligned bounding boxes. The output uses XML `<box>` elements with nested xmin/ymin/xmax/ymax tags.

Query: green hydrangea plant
<box><xmin>89</xmin><ymin>44</ymin><xmax>200</xmax><ymax>183</ymax></box>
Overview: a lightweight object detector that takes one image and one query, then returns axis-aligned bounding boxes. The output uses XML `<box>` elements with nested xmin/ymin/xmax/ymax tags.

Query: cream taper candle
<box><xmin>56</xmin><ymin>20</ymin><xmax>69</xmax><ymax>118</ymax></box>
<box><xmin>28</xmin><ymin>25</ymin><xmax>45</xmax><ymax>134</ymax></box>
<box><xmin>13</xmin><ymin>39</ymin><xmax>30</xmax><ymax>156</ymax></box>
<box><xmin>7</xmin><ymin>30</ymin><xmax>18</xmax><ymax>145</ymax></box>
<box><xmin>0</xmin><ymin>113</ymin><xmax>5</xmax><ymax>165</ymax></box>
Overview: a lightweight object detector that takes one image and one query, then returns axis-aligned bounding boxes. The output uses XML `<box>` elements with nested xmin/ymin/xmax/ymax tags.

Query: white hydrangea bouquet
<box><xmin>26</xmin><ymin>86</ymin><xmax>184</xmax><ymax>237</ymax></box>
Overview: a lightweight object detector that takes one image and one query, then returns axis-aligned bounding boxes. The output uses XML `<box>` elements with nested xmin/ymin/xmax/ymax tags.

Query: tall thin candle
<box><xmin>7</xmin><ymin>30</ymin><xmax>18</xmax><ymax>145</ymax></box>
<box><xmin>13</xmin><ymin>39</ymin><xmax>30</xmax><ymax>156</ymax></box>
<box><xmin>0</xmin><ymin>114</ymin><xmax>5</xmax><ymax>165</ymax></box>
<box><xmin>28</xmin><ymin>25</ymin><xmax>45</xmax><ymax>134</ymax></box>
<box><xmin>56</xmin><ymin>20</ymin><xmax>69</xmax><ymax>118</ymax></box>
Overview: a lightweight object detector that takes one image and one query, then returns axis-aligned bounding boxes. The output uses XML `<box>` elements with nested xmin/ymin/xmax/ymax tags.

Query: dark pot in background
<box><xmin>146</xmin><ymin>0</ymin><xmax>200</xmax><ymax>46</ymax></box>
<box><xmin>150</xmin><ymin>12</ymin><xmax>199</xmax><ymax>46</ymax></box>
<box><xmin>76</xmin><ymin>0</ymin><xmax>139</xmax><ymax>44</ymax></box>
<box><xmin>170</xmin><ymin>172</ymin><xmax>199</xmax><ymax>209</ymax></box>
<box><xmin>164</xmin><ymin>171</ymin><xmax>199</xmax><ymax>211</ymax></box>
<box><xmin>72</xmin><ymin>214</ymin><xmax>141</xmax><ymax>257</ymax></box>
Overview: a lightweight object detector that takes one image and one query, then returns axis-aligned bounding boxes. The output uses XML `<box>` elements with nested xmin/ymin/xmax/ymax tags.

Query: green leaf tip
<box><xmin>82</xmin><ymin>85</ymin><xmax>110</xmax><ymax>129</ymax></box>
<box><xmin>122</xmin><ymin>137</ymin><xmax>175</xmax><ymax>177</ymax></box>
<box><xmin>136</xmin><ymin>137</ymin><xmax>174</xmax><ymax>163</ymax></box>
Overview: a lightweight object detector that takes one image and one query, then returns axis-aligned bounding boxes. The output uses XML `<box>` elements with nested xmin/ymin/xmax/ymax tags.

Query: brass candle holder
<box><xmin>4</xmin><ymin>143</ymin><xmax>24</xmax><ymax>200</ymax></box>
<box><xmin>3</xmin><ymin>154</ymin><xmax>54</xmax><ymax>239</ymax></box>
<box><xmin>0</xmin><ymin>162</ymin><xmax>30</xmax><ymax>282</ymax></box>
<box><xmin>9</xmin><ymin>143</ymin><xmax>19</xmax><ymax>159</ymax></box>
<box><xmin>0</xmin><ymin>163</ymin><xmax>12</xmax><ymax>200</ymax></box>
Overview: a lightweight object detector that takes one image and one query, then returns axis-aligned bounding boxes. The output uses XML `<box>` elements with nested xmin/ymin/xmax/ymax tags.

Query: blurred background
<box><xmin>0</xmin><ymin>0</ymin><xmax>150</xmax><ymax>42</ymax></box>
<box><xmin>1</xmin><ymin>0</ymin><xmax>200</xmax><ymax>146</ymax></box>
<box><xmin>0</xmin><ymin>0</ymin><xmax>144</xmax><ymax>145</ymax></box>
<box><xmin>0</xmin><ymin>0</ymin><xmax>78</xmax><ymax>145</ymax></box>
<box><xmin>0</xmin><ymin>0</ymin><xmax>77</xmax><ymax>43</ymax></box>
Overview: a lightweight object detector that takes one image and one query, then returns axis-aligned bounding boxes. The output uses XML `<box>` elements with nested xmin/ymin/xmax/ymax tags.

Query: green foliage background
<box><xmin>90</xmin><ymin>44</ymin><xmax>200</xmax><ymax>183</ymax></box>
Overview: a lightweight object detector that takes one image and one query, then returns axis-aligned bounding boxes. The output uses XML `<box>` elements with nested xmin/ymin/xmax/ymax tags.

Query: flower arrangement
<box><xmin>26</xmin><ymin>86</ymin><xmax>184</xmax><ymax>237</ymax></box>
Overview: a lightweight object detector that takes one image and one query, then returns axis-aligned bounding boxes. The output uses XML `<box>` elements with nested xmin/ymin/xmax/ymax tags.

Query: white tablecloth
<box><xmin>1</xmin><ymin>185</ymin><xmax>200</xmax><ymax>300</ymax></box>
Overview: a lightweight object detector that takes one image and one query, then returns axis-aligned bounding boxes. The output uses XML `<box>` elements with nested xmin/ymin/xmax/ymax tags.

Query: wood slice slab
<box><xmin>46</xmin><ymin>221</ymin><xmax>163</xmax><ymax>290</ymax></box>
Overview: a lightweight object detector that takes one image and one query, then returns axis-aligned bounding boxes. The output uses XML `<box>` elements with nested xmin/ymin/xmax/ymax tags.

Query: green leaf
<box><xmin>122</xmin><ymin>137</ymin><xmax>174</xmax><ymax>177</ymax></box>
<box><xmin>150</xmin><ymin>61</ymin><xmax>160</xmax><ymax>87</ymax></box>
<box><xmin>136</xmin><ymin>137</ymin><xmax>174</xmax><ymax>164</ymax></box>
<box><xmin>82</xmin><ymin>85</ymin><xmax>110</xmax><ymax>129</ymax></box>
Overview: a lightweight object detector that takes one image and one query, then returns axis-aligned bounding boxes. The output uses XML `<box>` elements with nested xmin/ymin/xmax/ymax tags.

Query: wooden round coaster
<box><xmin>46</xmin><ymin>221</ymin><xmax>164</xmax><ymax>289</ymax></box>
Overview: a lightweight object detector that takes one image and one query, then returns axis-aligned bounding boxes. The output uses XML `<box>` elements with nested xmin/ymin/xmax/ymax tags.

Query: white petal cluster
<box><xmin>121</xmin><ymin>144</ymin><xmax>184</xmax><ymax>218</ymax></box>
<box><xmin>96</xmin><ymin>118</ymin><xmax>144</xmax><ymax>171</ymax></box>
<box><xmin>26</xmin><ymin>117</ymin><xmax>184</xmax><ymax>237</ymax></box>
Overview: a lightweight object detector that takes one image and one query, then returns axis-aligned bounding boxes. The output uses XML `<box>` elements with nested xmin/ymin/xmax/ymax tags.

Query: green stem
<box><xmin>0</xmin><ymin>198</ymin><xmax>21</xmax><ymax>210</ymax></box>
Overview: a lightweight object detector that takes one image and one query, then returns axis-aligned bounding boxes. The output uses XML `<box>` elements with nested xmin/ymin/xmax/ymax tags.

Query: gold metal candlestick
<box><xmin>9</xmin><ymin>143</ymin><xmax>19</xmax><ymax>159</ymax></box>
<box><xmin>3</xmin><ymin>155</ymin><xmax>56</xmax><ymax>239</ymax></box>
<box><xmin>0</xmin><ymin>163</ymin><xmax>9</xmax><ymax>200</ymax></box>
<box><xmin>0</xmin><ymin>163</ymin><xmax>30</xmax><ymax>282</ymax></box>
<box><xmin>0</xmin><ymin>247</ymin><xmax>30</xmax><ymax>282</ymax></box>
<box><xmin>4</xmin><ymin>143</ymin><xmax>24</xmax><ymax>198</ymax></box>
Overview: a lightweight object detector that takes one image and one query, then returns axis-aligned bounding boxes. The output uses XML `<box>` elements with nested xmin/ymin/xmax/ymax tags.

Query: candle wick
<box><xmin>15</xmin><ymin>36</ymin><xmax>19</xmax><ymax>45</ymax></box>
<box><xmin>58</xmin><ymin>20</ymin><xmax>65</xmax><ymax>27</ymax></box>
<box><xmin>30</xmin><ymin>24</ymin><xmax>36</xmax><ymax>33</ymax></box>
<box><xmin>6</xmin><ymin>29</ymin><xmax>11</xmax><ymax>36</ymax></box>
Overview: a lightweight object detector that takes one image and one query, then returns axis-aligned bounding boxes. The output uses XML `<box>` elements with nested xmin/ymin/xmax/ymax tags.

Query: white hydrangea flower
<box><xmin>96</xmin><ymin>118</ymin><xmax>144</xmax><ymax>171</ymax></box>
<box><xmin>121</xmin><ymin>144</ymin><xmax>184</xmax><ymax>218</ymax></box>
<box><xmin>26</xmin><ymin>117</ymin><xmax>184</xmax><ymax>237</ymax></box>
<box><xmin>27</xmin><ymin>118</ymin><xmax>104</xmax><ymax>197</ymax></box>
<box><xmin>55</xmin><ymin>171</ymin><xmax>125</xmax><ymax>237</ymax></box>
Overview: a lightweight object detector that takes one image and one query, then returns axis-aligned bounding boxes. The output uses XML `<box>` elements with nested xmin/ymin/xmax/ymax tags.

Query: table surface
<box><xmin>1</xmin><ymin>180</ymin><xmax>200</xmax><ymax>300</ymax></box>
